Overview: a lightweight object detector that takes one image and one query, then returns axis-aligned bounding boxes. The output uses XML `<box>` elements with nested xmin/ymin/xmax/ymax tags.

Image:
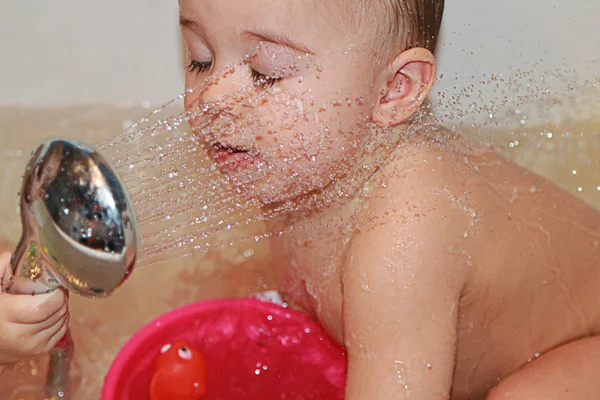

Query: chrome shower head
<box><xmin>8</xmin><ymin>138</ymin><xmax>138</xmax><ymax>297</ymax></box>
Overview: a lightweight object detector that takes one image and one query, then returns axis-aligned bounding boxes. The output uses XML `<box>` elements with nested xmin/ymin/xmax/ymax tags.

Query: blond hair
<box><xmin>389</xmin><ymin>0</ymin><xmax>444</xmax><ymax>52</ymax></box>
<box><xmin>353</xmin><ymin>0</ymin><xmax>444</xmax><ymax>57</ymax></box>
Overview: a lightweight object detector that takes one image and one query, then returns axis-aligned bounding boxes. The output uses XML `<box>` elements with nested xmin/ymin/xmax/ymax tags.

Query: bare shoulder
<box><xmin>352</xmin><ymin>128</ymin><xmax>600</xmax><ymax>280</ymax></box>
<box><xmin>348</xmin><ymin>135</ymin><xmax>485</xmax><ymax>289</ymax></box>
<box><xmin>355</xmin><ymin>134</ymin><xmax>486</xmax><ymax>245</ymax></box>
<box><xmin>368</xmin><ymin>129</ymin><xmax>600</xmax><ymax>244</ymax></box>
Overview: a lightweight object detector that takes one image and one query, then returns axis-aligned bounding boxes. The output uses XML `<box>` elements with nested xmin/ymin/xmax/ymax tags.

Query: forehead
<box><xmin>179</xmin><ymin>0</ymin><xmax>349</xmax><ymax>16</ymax></box>
<box><xmin>179</xmin><ymin>0</ymin><xmax>354</xmax><ymax>40</ymax></box>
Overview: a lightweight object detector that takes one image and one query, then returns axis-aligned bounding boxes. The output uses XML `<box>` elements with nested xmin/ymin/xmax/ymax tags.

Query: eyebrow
<box><xmin>243</xmin><ymin>31</ymin><xmax>315</xmax><ymax>55</ymax></box>
<box><xmin>179</xmin><ymin>19</ymin><xmax>315</xmax><ymax>56</ymax></box>
<box><xmin>179</xmin><ymin>18</ymin><xmax>202</xmax><ymax>31</ymax></box>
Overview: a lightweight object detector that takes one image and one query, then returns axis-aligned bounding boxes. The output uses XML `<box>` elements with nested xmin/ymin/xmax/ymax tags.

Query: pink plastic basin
<box><xmin>102</xmin><ymin>298</ymin><xmax>347</xmax><ymax>399</ymax></box>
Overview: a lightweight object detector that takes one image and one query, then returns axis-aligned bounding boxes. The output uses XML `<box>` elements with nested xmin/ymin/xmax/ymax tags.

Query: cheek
<box><xmin>184</xmin><ymin>74</ymin><xmax>201</xmax><ymax>111</ymax></box>
<box><xmin>268</xmin><ymin>125</ymin><xmax>357</xmax><ymax>183</ymax></box>
<box><xmin>259</xmin><ymin>97</ymin><xmax>363</xmax><ymax>161</ymax></box>
<box><xmin>310</xmin><ymin>61</ymin><xmax>379</xmax><ymax>121</ymax></box>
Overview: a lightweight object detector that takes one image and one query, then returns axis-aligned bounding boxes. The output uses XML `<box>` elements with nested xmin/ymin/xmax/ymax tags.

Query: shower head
<box><xmin>6</xmin><ymin>138</ymin><xmax>138</xmax><ymax>298</ymax></box>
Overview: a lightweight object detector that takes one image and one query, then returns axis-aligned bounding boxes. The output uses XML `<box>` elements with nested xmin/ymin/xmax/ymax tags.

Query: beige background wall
<box><xmin>0</xmin><ymin>0</ymin><xmax>598</xmax><ymax>111</ymax></box>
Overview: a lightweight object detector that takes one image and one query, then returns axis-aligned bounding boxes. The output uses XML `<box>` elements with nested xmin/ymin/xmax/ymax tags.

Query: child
<box><xmin>0</xmin><ymin>250</ymin><xmax>69</xmax><ymax>374</ymax></box>
<box><xmin>180</xmin><ymin>0</ymin><xmax>600</xmax><ymax>398</ymax></box>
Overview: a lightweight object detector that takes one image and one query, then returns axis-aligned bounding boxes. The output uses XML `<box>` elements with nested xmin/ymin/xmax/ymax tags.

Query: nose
<box><xmin>184</xmin><ymin>66</ymin><xmax>247</xmax><ymax>112</ymax></box>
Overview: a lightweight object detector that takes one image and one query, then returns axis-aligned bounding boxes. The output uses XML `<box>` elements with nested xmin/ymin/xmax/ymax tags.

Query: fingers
<box><xmin>32</xmin><ymin>311</ymin><xmax>70</xmax><ymax>354</ymax></box>
<box><xmin>0</xmin><ymin>286</ymin><xmax>70</xmax><ymax>360</ymax></box>
<box><xmin>2</xmin><ymin>289</ymin><xmax>67</xmax><ymax>324</ymax></box>
<box><xmin>33</xmin><ymin>302</ymin><xmax>68</xmax><ymax>333</ymax></box>
<box><xmin>43</xmin><ymin>315</ymin><xmax>70</xmax><ymax>352</ymax></box>
<box><xmin>3</xmin><ymin>307</ymin><xmax>70</xmax><ymax>357</ymax></box>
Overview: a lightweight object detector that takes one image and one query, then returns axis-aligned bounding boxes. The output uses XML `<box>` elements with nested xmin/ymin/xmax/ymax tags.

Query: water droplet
<box><xmin>360</xmin><ymin>271</ymin><xmax>371</xmax><ymax>292</ymax></box>
<box><xmin>394</xmin><ymin>360</ymin><xmax>410</xmax><ymax>394</ymax></box>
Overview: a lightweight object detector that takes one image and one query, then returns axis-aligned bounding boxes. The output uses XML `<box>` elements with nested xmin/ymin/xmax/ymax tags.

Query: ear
<box><xmin>371</xmin><ymin>48</ymin><xmax>437</xmax><ymax>127</ymax></box>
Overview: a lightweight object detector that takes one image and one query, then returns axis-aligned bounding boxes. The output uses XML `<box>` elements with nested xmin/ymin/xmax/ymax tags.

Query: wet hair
<box><xmin>377</xmin><ymin>0</ymin><xmax>445</xmax><ymax>54</ymax></box>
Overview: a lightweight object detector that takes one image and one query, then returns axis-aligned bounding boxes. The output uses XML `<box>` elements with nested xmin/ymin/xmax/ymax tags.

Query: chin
<box><xmin>231</xmin><ymin>175</ymin><xmax>328</xmax><ymax>210</ymax></box>
<box><xmin>234</xmin><ymin>182</ymin><xmax>303</xmax><ymax>206</ymax></box>
<box><xmin>218</xmin><ymin>154</ymin><xmax>338</xmax><ymax>208</ymax></box>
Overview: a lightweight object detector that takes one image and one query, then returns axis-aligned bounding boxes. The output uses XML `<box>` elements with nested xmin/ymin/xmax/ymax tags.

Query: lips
<box><xmin>210</xmin><ymin>142</ymin><xmax>258</xmax><ymax>170</ymax></box>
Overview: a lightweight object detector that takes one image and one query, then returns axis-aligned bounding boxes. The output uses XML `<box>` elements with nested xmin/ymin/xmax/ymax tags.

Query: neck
<box><xmin>263</xmin><ymin>188</ymin><xmax>362</xmax><ymax>314</ymax></box>
<box><xmin>262</xmin><ymin>134</ymin><xmax>397</xmax><ymax>289</ymax></box>
<box><xmin>266</xmin><ymin>121</ymin><xmax>415</xmax><ymax>227</ymax></box>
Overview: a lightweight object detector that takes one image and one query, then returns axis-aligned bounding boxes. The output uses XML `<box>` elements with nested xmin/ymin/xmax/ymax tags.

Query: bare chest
<box><xmin>270</xmin><ymin>227</ymin><xmax>348</xmax><ymax>344</ymax></box>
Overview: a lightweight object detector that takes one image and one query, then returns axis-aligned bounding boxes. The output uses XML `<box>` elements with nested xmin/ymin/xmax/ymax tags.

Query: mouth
<box><xmin>209</xmin><ymin>142</ymin><xmax>259</xmax><ymax>170</ymax></box>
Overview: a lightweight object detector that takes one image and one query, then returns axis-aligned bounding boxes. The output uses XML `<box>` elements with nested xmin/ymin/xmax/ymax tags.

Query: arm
<box><xmin>487</xmin><ymin>335</ymin><xmax>600</xmax><ymax>400</ymax></box>
<box><xmin>342</xmin><ymin>175</ymin><xmax>470</xmax><ymax>399</ymax></box>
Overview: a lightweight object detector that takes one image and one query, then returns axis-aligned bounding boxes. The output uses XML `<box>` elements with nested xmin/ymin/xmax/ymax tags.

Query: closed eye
<box><xmin>188</xmin><ymin>60</ymin><xmax>211</xmax><ymax>74</ymax></box>
<box><xmin>188</xmin><ymin>60</ymin><xmax>281</xmax><ymax>89</ymax></box>
<box><xmin>251</xmin><ymin>68</ymin><xmax>281</xmax><ymax>89</ymax></box>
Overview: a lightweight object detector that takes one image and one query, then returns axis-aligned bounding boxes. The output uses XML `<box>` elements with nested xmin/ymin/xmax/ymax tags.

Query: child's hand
<box><xmin>0</xmin><ymin>251</ymin><xmax>69</xmax><ymax>367</ymax></box>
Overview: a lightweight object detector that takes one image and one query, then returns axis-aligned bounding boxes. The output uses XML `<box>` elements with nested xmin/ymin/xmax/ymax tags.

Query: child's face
<box><xmin>180</xmin><ymin>0</ymin><xmax>418</xmax><ymax>204</ymax></box>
